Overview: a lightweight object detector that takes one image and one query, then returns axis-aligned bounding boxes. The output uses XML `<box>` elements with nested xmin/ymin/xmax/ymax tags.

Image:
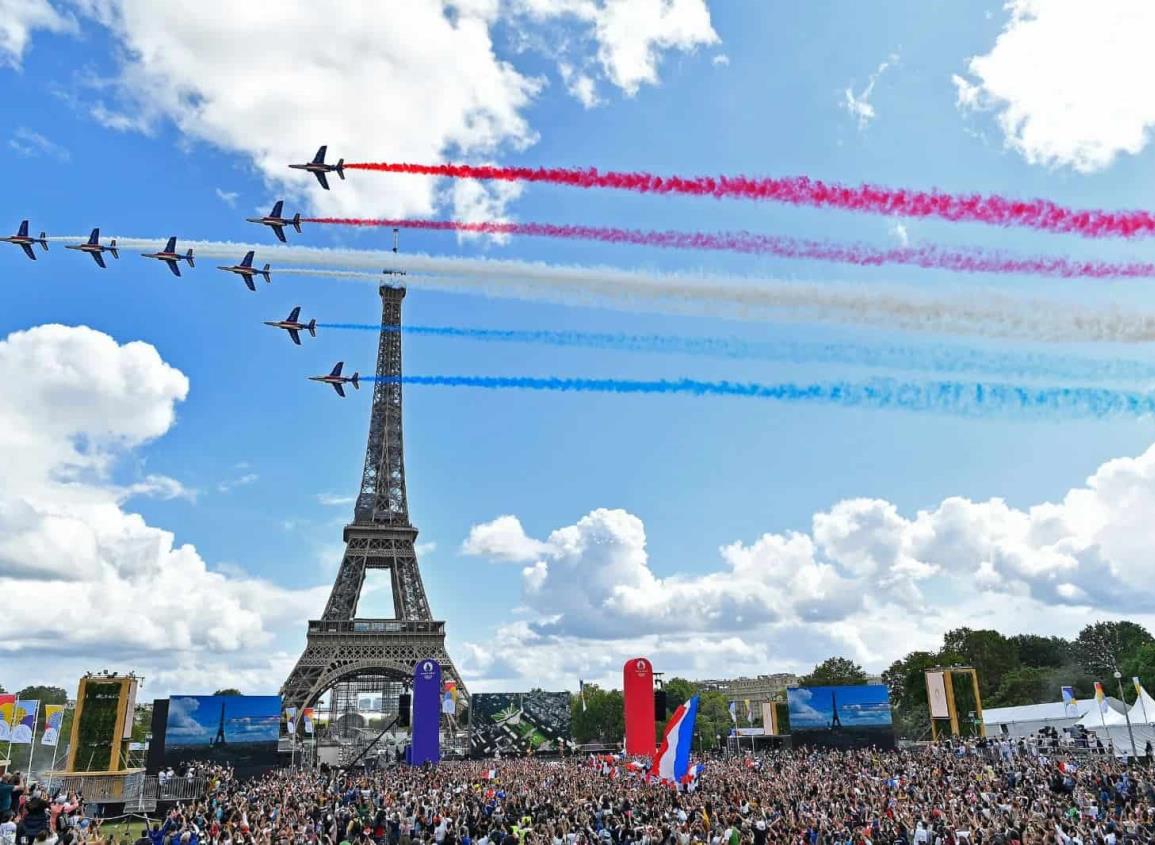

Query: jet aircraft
<box><xmin>1</xmin><ymin>220</ymin><xmax>48</xmax><ymax>260</ymax></box>
<box><xmin>245</xmin><ymin>200</ymin><xmax>301</xmax><ymax>243</ymax></box>
<box><xmin>309</xmin><ymin>361</ymin><xmax>359</xmax><ymax>397</ymax></box>
<box><xmin>289</xmin><ymin>145</ymin><xmax>344</xmax><ymax>190</ymax></box>
<box><xmin>264</xmin><ymin>306</ymin><xmax>316</xmax><ymax>345</ymax></box>
<box><xmin>141</xmin><ymin>237</ymin><xmax>194</xmax><ymax>277</ymax></box>
<box><xmin>218</xmin><ymin>250</ymin><xmax>271</xmax><ymax>291</ymax></box>
<box><xmin>65</xmin><ymin>228</ymin><xmax>119</xmax><ymax>268</ymax></box>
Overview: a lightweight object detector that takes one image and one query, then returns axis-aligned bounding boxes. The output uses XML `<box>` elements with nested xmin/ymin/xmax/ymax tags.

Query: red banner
<box><xmin>623</xmin><ymin>657</ymin><xmax>655</xmax><ymax>757</ymax></box>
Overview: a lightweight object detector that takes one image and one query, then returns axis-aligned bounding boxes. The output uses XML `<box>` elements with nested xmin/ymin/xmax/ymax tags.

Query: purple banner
<box><xmin>411</xmin><ymin>658</ymin><xmax>442</xmax><ymax>765</ymax></box>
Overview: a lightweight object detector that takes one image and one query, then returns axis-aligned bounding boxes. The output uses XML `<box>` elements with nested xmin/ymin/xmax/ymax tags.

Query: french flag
<box><xmin>655</xmin><ymin>695</ymin><xmax>699</xmax><ymax>784</ymax></box>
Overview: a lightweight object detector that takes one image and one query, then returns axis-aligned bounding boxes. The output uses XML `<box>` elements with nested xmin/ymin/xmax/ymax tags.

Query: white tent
<box><xmin>1127</xmin><ymin>687</ymin><xmax>1155</xmax><ymax>725</ymax></box>
<box><xmin>1077</xmin><ymin>688</ymin><xmax>1155</xmax><ymax>756</ymax></box>
<box><xmin>1077</xmin><ymin>696</ymin><xmax>1128</xmax><ymax>729</ymax></box>
<box><xmin>983</xmin><ymin>700</ymin><xmax>1088</xmax><ymax>738</ymax></box>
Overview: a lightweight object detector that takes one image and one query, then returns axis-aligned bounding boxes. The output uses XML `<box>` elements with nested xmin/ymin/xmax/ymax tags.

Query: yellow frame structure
<box><xmin>926</xmin><ymin>666</ymin><xmax>985</xmax><ymax>740</ymax></box>
<box><xmin>66</xmin><ymin>675</ymin><xmax>138</xmax><ymax>773</ymax></box>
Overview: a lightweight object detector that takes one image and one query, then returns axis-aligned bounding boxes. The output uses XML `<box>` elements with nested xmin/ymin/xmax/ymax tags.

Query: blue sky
<box><xmin>4</xmin><ymin>1</ymin><xmax>1155</xmax><ymax>698</ymax></box>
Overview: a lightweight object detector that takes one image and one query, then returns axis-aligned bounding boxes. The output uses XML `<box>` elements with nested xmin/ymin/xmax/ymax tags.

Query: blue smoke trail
<box><xmin>363</xmin><ymin>374</ymin><xmax>1155</xmax><ymax>419</ymax></box>
<box><xmin>317</xmin><ymin>323</ymin><xmax>1155</xmax><ymax>383</ymax></box>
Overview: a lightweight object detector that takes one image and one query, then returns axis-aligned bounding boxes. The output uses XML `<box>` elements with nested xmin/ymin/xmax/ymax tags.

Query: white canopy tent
<box><xmin>983</xmin><ymin>700</ymin><xmax>1088</xmax><ymax>738</ymax></box>
<box><xmin>1127</xmin><ymin>687</ymin><xmax>1155</xmax><ymax>726</ymax></box>
<box><xmin>1077</xmin><ymin>688</ymin><xmax>1155</xmax><ymax>757</ymax></box>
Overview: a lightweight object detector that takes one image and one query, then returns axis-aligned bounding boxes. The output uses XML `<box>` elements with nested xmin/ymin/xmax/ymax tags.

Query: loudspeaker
<box><xmin>654</xmin><ymin>689</ymin><xmax>667</xmax><ymax>720</ymax></box>
<box><xmin>397</xmin><ymin>693</ymin><xmax>412</xmax><ymax>727</ymax></box>
<box><xmin>146</xmin><ymin>698</ymin><xmax>169</xmax><ymax>773</ymax></box>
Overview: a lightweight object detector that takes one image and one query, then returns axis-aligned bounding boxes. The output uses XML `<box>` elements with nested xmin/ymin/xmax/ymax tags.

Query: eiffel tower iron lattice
<box><xmin>281</xmin><ymin>285</ymin><xmax>467</xmax><ymax>713</ymax></box>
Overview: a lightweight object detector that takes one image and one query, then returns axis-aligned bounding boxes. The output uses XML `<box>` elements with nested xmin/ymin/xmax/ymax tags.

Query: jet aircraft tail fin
<box><xmin>307</xmin><ymin>319</ymin><xmax>316</xmax><ymax>337</ymax></box>
<box><xmin>185</xmin><ymin>248</ymin><xmax>195</xmax><ymax>268</ymax></box>
<box><xmin>292</xmin><ymin>213</ymin><xmax>302</xmax><ymax>233</ymax></box>
<box><xmin>109</xmin><ymin>240</ymin><xmax>119</xmax><ymax>260</ymax></box>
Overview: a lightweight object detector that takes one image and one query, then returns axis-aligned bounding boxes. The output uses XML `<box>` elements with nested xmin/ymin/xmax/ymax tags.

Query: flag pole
<box><xmin>26</xmin><ymin>702</ymin><xmax>41</xmax><ymax>778</ymax></box>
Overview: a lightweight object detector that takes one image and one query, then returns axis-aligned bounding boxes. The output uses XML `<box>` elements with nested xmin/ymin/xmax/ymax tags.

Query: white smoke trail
<box><xmin>48</xmin><ymin>236</ymin><xmax>1155</xmax><ymax>342</ymax></box>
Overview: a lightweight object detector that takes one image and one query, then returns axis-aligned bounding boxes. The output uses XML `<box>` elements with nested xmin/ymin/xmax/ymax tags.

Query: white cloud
<box><xmin>71</xmin><ymin>0</ymin><xmax>543</xmax><ymax>222</ymax></box>
<box><xmin>18</xmin><ymin>2</ymin><xmax>717</xmax><ymax>221</ymax></box>
<box><xmin>316</xmin><ymin>492</ymin><xmax>356</xmax><ymax>507</ymax></box>
<box><xmin>0</xmin><ymin>324</ymin><xmax>326</xmax><ymax>693</ymax></box>
<box><xmin>217</xmin><ymin>472</ymin><xmax>258</xmax><ymax>493</ymax></box>
<box><xmin>8</xmin><ymin>127</ymin><xmax>70</xmax><ymax>161</ymax></box>
<box><xmin>513</xmin><ymin>0</ymin><xmax>719</xmax><ymax>102</ymax></box>
<box><xmin>954</xmin><ymin>0</ymin><xmax>1155</xmax><ymax>172</ymax></box>
<box><xmin>214</xmin><ymin>188</ymin><xmax>238</xmax><ymax>208</ymax></box>
<box><xmin>711</xmin><ymin>53</ymin><xmax>729</xmax><ymax>67</ymax></box>
<box><xmin>890</xmin><ymin>222</ymin><xmax>909</xmax><ymax>246</ymax></box>
<box><xmin>461</xmin><ymin>514</ymin><xmax>551</xmax><ymax>561</ymax></box>
<box><xmin>120</xmin><ymin>473</ymin><xmax>196</xmax><ymax>502</ymax></box>
<box><xmin>559</xmin><ymin>61</ymin><xmax>601</xmax><ymax>108</ymax></box>
<box><xmin>842</xmin><ymin>53</ymin><xmax>898</xmax><ymax>130</ymax></box>
<box><xmin>461</xmin><ymin>442</ymin><xmax>1155</xmax><ymax>686</ymax></box>
<box><xmin>0</xmin><ymin>0</ymin><xmax>75</xmax><ymax>68</ymax></box>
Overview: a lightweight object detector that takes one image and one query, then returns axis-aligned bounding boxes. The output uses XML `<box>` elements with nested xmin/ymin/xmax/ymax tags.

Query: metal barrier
<box><xmin>43</xmin><ymin>773</ymin><xmax>208</xmax><ymax>811</ymax></box>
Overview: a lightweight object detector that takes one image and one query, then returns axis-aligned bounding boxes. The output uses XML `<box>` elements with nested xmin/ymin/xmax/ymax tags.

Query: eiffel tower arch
<box><xmin>281</xmin><ymin>285</ymin><xmax>467</xmax><ymax>719</ymax></box>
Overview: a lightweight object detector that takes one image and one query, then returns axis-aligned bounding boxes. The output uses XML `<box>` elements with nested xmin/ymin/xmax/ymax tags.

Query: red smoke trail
<box><xmin>302</xmin><ymin>217</ymin><xmax>1155</xmax><ymax>280</ymax></box>
<box><xmin>342</xmin><ymin>161</ymin><xmax>1155</xmax><ymax>239</ymax></box>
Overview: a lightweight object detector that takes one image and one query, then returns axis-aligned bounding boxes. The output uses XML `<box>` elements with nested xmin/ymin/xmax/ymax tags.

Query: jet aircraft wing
<box><xmin>92</xmin><ymin>252</ymin><xmax>107</xmax><ymax>269</ymax></box>
<box><xmin>313</xmin><ymin>171</ymin><xmax>330</xmax><ymax>190</ymax></box>
<box><xmin>271</xmin><ymin>224</ymin><xmax>286</xmax><ymax>243</ymax></box>
<box><xmin>332</xmin><ymin>382</ymin><xmax>346</xmax><ymax>397</ymax></box>
<box><xmin>21</xmin><ymin>243</ymin><xmax>36</xmax><ymax>260</ymax></box>
<box><xmin>165</xmin><ymin>259</ymin><xmax>181</xmax><ymax>277</ymax></box>
<box><xmin>288</xmin><ymin>328</ymin><xmax>301</xmax><ymax>345</ymax></box>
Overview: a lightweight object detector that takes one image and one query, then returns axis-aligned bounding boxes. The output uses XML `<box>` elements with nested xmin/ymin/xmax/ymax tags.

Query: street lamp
<box><xmin>1115</xmin><ymin>670</ymin><xmax>1137</xmax><ymax>761</ymax></box>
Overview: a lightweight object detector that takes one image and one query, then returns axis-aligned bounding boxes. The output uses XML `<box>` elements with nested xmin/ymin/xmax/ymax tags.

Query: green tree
<box><xmin>941</xmin><ymin>628</ymin><xmax>1020</xmax><ymax>697</ymax></box>
<box><xmin>881</xmin><ymin>651</ymin><xmax>940</xmax><ymax>740</ymax></box>
<box><xmin>799</xmin><ymin>657</ymin><xmax>868</xmax><ymax>687</ymax></box>
<box><xmin>694</xmin><ymin>689</ymin><xmax>732</xmax><ymax>751</ymax></box>
<box><xmin>1008</xmin><ymin>634</ymin><xmax>1072</xmax><ymax>668</ymax></box>
<box><xmin>988</xmin><ymin>666</ymin><xmax>1053</xmax><ymax>707</ymax></box>
<box><xmin>663</xmin><ymin>678</ymin><xmax>697</xmax><ymax>712</ymax></box>
<box><xmin>1074</xmin><ymin>621</ymin><xmax>1155</xmax><ymax>679</ymax></box>
<box><xmin>15</xmin><ymin>686</ymin><xmax>68</xmax><ymax>705</ymax></box>
<box><xmin>1122</xmin><ymin>641</ymin><xmax>1155</xmax><ymax>694</ymax></box>
<box><xmin>213</xmin><ymin>688</ymin><xmax>244</xmax><ymax>696</ymax></box>
<box><xmin>570</xmin><ymin>684</ymin><xmax>624</xmax><ymax>744</ymax></box>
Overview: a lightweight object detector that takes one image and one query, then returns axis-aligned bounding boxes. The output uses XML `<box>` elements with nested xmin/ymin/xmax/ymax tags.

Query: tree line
<box><xmin>566</xmin><ymin>621</ymin><xmax>1155</xmax><ymax>744</ymax></box>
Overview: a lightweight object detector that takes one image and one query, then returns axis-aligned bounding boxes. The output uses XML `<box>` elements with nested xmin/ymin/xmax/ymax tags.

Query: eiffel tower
<box><xmin>212</xmin><ymin>700</ymin><xmax>227</xmax><ymax>746</ymax></box>
<box><xmin>281</xmin><ymin>285</ymin><xmax>467</xmax><ymax>714</ymax></box>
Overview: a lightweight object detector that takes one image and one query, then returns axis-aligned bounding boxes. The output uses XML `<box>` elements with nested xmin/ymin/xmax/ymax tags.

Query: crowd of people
<box><xmin>2</xmin><ymin>741</ymin><xmax>1154</xmax><ymax>845</ymax></box>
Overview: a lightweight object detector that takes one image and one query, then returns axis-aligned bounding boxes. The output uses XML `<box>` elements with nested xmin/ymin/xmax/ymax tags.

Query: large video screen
<box><xmin>787</xmin><ymin>685</ymin><xmax>895</xmax><ymax>749</ymax></box>
<box><xmin>469</xmin><ymin>692</ymin><xmax>571</xmax><ymax>756</ymax></box>
<box><xmin>163</xmin><ymin>695</ymin><xmax>282</xmax><ymax>776</ymax></box>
